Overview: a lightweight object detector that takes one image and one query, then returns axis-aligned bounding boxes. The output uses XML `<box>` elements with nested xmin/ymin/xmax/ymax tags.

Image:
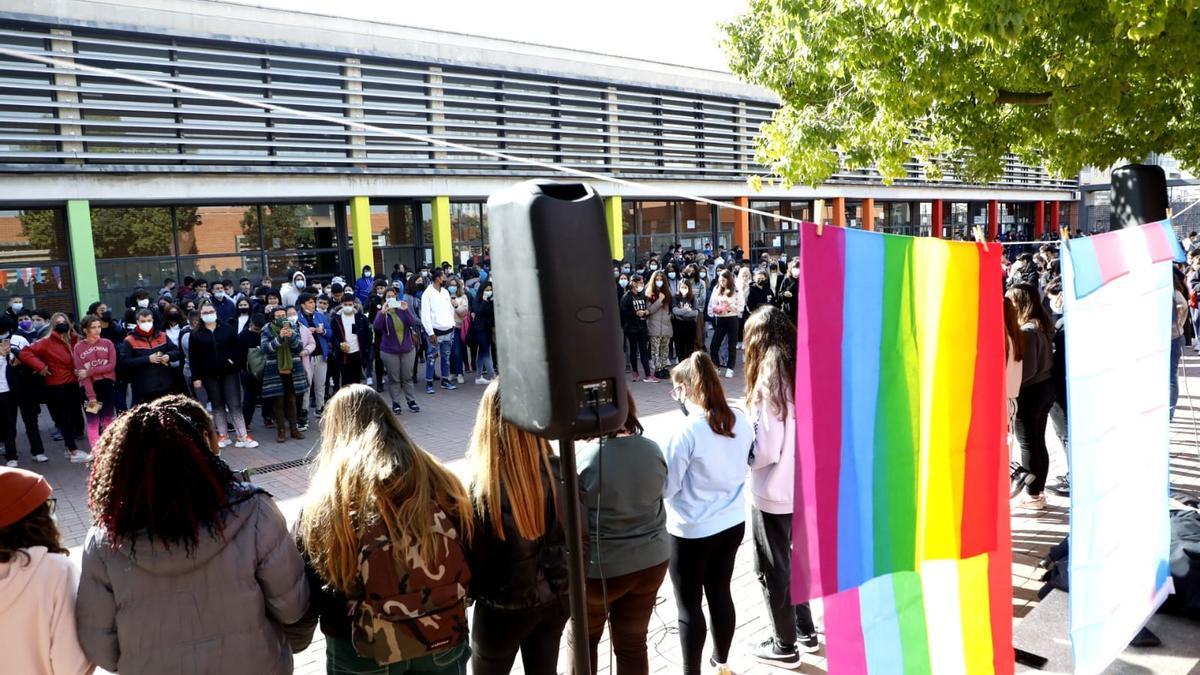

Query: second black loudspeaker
<box><xmin>486</xmin><ymin>180</ymin><xmax>627</xmax><ymax>439</ymax></box>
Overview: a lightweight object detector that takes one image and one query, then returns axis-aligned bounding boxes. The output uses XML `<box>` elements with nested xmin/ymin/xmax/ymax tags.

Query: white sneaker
<box><xmin>68</xmin><ymin>449</ymin><xmax>93</xmax><ymax>464</ymax></box>
<box><xmin>32</xmin><ymin>453</ymin><xmax>48</xmax><ymax>463</ymax></box>
<box><xmin>1013</xmin><ymin>493</ymin><xmax>1046</xmax><ymax>511</ymax></box>
<box><xmin>4</xmin><ymin>459</ymin><xmax>16</xmax><ymax>468</ymax></box>
<box><xmin>457</xmin><ymin>374</ymin><xmax>465</xmax><ymax>384</ymax></box>
<box><xmin>475</xmin><ymin>376</ymin><xmax>491</xmax><ymax>385</ymax></box>
<box><xmin>724</xmin><ymin>368</ymin><xmax>734</xmax><ymax>379</ymax></box>
<box><xmin>238</xmin><ymin>436</ymin><xmax>260</xmax><ymax>449</ymax></box>
<box><xmin>217</xmin><ymin>434</ymin><xmax>232</xmax><ymax>449</ymax></box>
<box><xmin>366</xmin><ymin>376</ymin><xmax>375</xmax><ymax>386</ymax></box>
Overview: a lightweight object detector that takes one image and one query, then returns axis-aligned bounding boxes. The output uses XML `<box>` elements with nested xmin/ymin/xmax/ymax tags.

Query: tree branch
<box><xmin>994</xmin><ymin>90</ymin><xmax>1053</xmax><ymax>105</ymax></box>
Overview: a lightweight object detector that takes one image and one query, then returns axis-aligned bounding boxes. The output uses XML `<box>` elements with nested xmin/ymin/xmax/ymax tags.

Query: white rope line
<box><xmin>0</xmin><ymin>46</ymin><xmax>810</xmax><ymax>225</ymax></box>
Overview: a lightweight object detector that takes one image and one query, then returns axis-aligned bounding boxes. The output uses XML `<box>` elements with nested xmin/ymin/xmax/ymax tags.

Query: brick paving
<box><xmin>27</xmin><ymin>353</ymin><xmax>1200</xmax><ymax>674</ymax></box>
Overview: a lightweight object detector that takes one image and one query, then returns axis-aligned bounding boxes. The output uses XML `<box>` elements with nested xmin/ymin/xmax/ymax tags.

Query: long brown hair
<box><xmin>467</xmin><ymin>379</ymin><xmax>556</xmax><ymax>540</ymax></box>
<box><xmin>743</xmin><ymin>305</ymin><xmax>796</xmax><ymax>418</ymax></box>
<box><xmin>299</xmin><ymin>384</ymin><xmax>473</xmax><ymax>594</ymax></box>
<box><xmin>671</xmin><ymin>351</ymin><xmax>737</xmax><ymax>437</ymax></box>
<box><xmin>645</xmin><ymin>270</ymin><xmax>673</xmax><ymax>307</ymax></box>
<box><xmin>1003</xmin><ymin>296</ymin><xmax>1024</xmax><ymax>362</ymax></box>
<box><xmin>1005</xmin><ymin>283</ymin><xmax>1053</xmax><ymax>336</ymax></box>
<box><xmin>0</xmin><ymin>501</ymin><xmax>66</xmax><ymax>564</ymax></box>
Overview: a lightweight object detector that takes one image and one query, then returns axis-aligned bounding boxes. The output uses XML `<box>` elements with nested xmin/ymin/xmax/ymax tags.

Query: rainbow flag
<box><xmin>792</xmin><ymin>223</ymin><xmax>1012</xmax><ymax>673</ymax></box>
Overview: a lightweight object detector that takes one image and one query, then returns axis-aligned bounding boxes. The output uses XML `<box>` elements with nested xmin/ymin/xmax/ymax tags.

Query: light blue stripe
<box><xmin>837</xmin><ymin>229</ymin><xmax>884</xmax><ymax>588</ymax></box>
<box><xmin>859</xmin><ymin>573</ymin><xmax>904</xmax><ymax>674</ymax></box>
<box><xmin>1066</xmin><ymin>236</ymin><xmax>1105</xmax><ymax>299</ymax></box>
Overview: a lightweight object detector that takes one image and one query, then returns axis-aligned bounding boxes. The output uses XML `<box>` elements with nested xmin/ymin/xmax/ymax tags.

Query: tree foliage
<box><xmin>243</xmin><ymin>204</ymin><xmax>316</xmax><ymax>250</ymax></box>
<box><xmin>722</xmin><ymin>0</ymin><xmax>1200</xmax><ymax>187</ymax></box>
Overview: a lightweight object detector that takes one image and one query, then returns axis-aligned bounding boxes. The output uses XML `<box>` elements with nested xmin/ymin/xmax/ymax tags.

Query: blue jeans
<box><xmin>326</xmin><ymin>637</ymin><xmax>468</xmax><ymax>675</ymax></box>
<box><xmin>1170</xmin><ymin>334</ymin><xmax>1183</xmax><ymax>420</ymax></box>
<box><xmin>475</xmin><ymin>330</ymin><xmax>495</xmax><ymax>379</ymax></box>
<box><xmin>425</xmin><ymin>333</ymin><xmax>453</xmax><ymax>383</ymax></box>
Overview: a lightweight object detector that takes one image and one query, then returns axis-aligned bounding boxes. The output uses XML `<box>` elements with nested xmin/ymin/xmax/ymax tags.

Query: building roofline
<box><xmin>3</xmin><ymin>0</ymin><xmax>777</xmax><ymax>102</ymax></box>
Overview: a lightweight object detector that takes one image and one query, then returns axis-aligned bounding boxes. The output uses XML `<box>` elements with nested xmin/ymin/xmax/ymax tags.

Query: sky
<box><xmin>213</xmin><ymin>0</ymin><xmax>745</xmax><ymax>72</ymax></box>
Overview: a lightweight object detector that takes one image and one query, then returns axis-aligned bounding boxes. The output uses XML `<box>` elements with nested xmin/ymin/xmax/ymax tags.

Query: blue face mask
<box><xmin>448</xmin><ymin>286</ymin><xmax>458</xmax><ymax>294</ymax></box>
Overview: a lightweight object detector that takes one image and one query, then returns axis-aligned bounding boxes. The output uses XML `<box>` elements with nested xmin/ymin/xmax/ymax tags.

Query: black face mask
<box><xmin>239</xmin><ymin>307</ymin><xmax>251</xmax><ymax>315</ymax></box>
<box><xmin>101</xmin><ymin>310</ymin><xmax>113</xmax><ymax>322</ymax></box>
<box><xmin>53</xmin><ymin>322</ymin><xmax>69</xmax><ymax>334</ymax></box>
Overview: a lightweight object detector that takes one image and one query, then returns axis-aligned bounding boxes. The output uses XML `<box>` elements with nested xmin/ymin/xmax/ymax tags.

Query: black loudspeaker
<box><xmin>1111</xmin><ymin>163</ymin><xmax>1169</xmax><ymax>230</ymax></box>
<box><xmin>486</xmin><ymin>181</ymin><xmax>628</xmax><ymax>439</ymax></box>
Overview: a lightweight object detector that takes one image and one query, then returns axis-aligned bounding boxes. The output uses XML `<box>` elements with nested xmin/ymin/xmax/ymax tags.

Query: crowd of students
<box><xmin>0</xmin><ymin>260</ymin><xmax>497</xmax><ymax>464</ymax></box>
<box><xmin>0</xmin><ymin>299</ymin><xmax>815</xmax><ymax>675</ymax></box>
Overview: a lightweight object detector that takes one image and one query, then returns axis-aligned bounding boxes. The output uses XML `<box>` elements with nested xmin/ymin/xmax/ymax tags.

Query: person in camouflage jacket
<box><xmin>289</xmin><ymin>384</ymin><xmax>475</xmax><ymax>675</ymax></box>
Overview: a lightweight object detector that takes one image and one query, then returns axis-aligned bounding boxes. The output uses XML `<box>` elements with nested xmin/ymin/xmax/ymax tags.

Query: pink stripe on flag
<box><xmin>794</xmin><ymin>222</ymin><xmax>845</xmax><ymax>598</ymax></box>
<box><xmin>1091</xmin><ymin>230</ymin><xmax>1130</xmax><ymax>285</ymax></box>
<box><xmin>1143</xmin><ymin>222</ymin><xmax>1176</xmax><ymax>263</ymax></box>
<box><xmin>825</xmin><ymin>587</ymin><xmax>869</xmax><ymax>674</ymax></box>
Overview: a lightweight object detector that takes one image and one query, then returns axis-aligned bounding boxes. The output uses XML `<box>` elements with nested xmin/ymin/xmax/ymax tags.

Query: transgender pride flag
<box><xmin>792</xmin><ymin>223</ymin><xmax>1012</xmax><ymax>674</ymax></box>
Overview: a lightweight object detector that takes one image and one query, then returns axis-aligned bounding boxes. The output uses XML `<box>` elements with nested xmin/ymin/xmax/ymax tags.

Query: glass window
<box><xmin>91</xmin><ymin>207</ymin><xmax>176</xmax><ymax>259</ymax></box>
<box><xmin>451</xmin><ymin>202</ymin><xmax>485</xmax><ymax>266</ymax></box>
<box><xmin>96</xmin><ymin>258</ymin><xmax>178</xmax><ymax>303</ymax></box>
<box><xmin>0</xmin><ymin>208</ymin><xmax>69</xmax><ymax>262</ymax></box>
<box><xmin>255</xmin><ymin>204</ymin><xmax>338</xmax><ymax>251</ymax></box>
<box><xmin>178</xmin><ymin>254</ymin><xmax>264</xmax><ymax>284</ymax></box>
<box><xmin>749</xmin><ymin>201</ymin><xmax>781</xmax><ymax>232</ymax></box>
<box><xmin>886</xmin><ymin>202</ymin><xmax>911</xmax><ymax>234</ymax></box>
<box><xmin>845</xmin><ymin>201</ymin><xmax>864</xmax><ymax>229</ymax></box>
<box><xmin>677</xmin><ymin>202</ymin><xmax>711</xmax><ymax>251</ymax></box>
<box><xmin>181</xmin><ymin>205</ymin><xmax>260</xmax><ymax>255</ymax></box>
<box><xmin>640</xmin><ymin>202</ymin><xmax>675</xmax><ymax>236</ymax></box>
<box><xmin>716</xmin><ymin>206</ymin><xmax>735</xmax><ymax>251</ymax></box>
<box><xmin>789</xmin><ymin>201</ymin><xmax>812</xmax><ymax>225</ymax></box>
<box><xmin>266</xmin><ymin>251</ymin><xmax>342</xmax><ymax>282</ymax></box>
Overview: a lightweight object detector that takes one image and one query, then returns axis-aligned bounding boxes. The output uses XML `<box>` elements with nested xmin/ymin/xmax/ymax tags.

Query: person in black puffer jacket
<box><xmin>119</xmin><ymin>308</ymin><xmax>182</xmax><ymax>404</ymax></box>
<box><xmin>466</xmin><ymin>379</ymin><xmax>581</xmax><ymax>675</ymax></box>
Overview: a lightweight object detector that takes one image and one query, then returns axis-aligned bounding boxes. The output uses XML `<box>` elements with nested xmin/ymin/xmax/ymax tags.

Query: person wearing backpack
<box><xmin>466</xmin><ymin>379</ymin><xmax>575</xmax><ymax>675</ymax></box>
<box><xmin>290</xmin><ymin>384</ymin><xmax>473</xmax><ymax>674</ymax></box>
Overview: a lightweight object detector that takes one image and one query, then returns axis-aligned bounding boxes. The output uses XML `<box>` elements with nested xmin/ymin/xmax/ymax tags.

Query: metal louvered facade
<box><xmin>0</xmin><ymin>20</ymin><xmax>1077</xmax><ymax>190</ymax></box>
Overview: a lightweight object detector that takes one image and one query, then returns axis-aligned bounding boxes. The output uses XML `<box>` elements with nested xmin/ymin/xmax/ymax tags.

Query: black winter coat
<box><xmin>620</xmin><ymin>292</ymin><xmax>649</xmax><ymax>334</ymax></box>
<box><xmin>119</xmin><ymin>330</ymin><xmax>182</xmax><ymax>401</ymax></box>
<box><xmin>189</xmin><ymin>323</ymin><xmax>240</xmax><ymax>380</ymax></box>
<box><xmin>467</xmin><ymin>456</ymin><xmax>580</xmax><ymax>611</ymax></box>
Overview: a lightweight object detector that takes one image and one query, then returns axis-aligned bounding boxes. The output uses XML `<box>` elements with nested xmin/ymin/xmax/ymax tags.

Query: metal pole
<box><xmin>558</xmin><ymin>436</ymin><xmax>592</xmax><ymax>675</ymax></box>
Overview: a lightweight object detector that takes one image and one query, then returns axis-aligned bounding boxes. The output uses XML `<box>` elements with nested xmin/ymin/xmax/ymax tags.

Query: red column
<box><xmin>1049</xmin><ymin>201</ymin><xmax>1060</xmax><ymax>235</ymax></box>
<box><xmin>862</xmin><ymin>197</ymin><xmax>875</xmax><ymax>231</ymax></box>
<box><xmin>1033</xmin><ymin>200</ymin><xmax>1046</xmax><ymax>238</ymax></box>
<box><xmin>832</xmin><ymin>197</ymin><xmax>846</xmax><ymax>227</ymax></box>
<box><xmin>931</xmin><ymin>199</ymin><xmax>943</xmax><ymax>238</ymax></box>
<box><xmin>733</xmin><ymin>196</ymin><xmax>750</xmax><ymax>251</ymax></box>
<box><xmin>987</xmin><ymin>200</ymin><xmax>999</xmax><ymax>240</ymax></box>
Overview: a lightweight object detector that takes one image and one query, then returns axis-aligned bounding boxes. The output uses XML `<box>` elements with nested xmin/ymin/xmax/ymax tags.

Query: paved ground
<box><xmin>27</xmin><ymin>351</ymin><xmax>1200</xmax><ymax>675</ymax></box>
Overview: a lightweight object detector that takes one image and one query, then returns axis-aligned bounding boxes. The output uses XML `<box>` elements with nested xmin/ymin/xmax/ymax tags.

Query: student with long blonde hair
<box><xmin>665</xmin><ymin>351</ymin><xmax>752</xmax><ymax>675</ymax></box>
<box><xmin>294</xmin><ymin>384</ymin><xmax>473</xmax><ymax>674</ymax></box>
<box><xmin>741</xmin><ymin>306</ymin><xmax>819</xmax><ymax>667</ymax></box>
<box><xmin>466</xmin><ymin>379</ymin><xmax>572</xmax><ymax>675</ymax></box>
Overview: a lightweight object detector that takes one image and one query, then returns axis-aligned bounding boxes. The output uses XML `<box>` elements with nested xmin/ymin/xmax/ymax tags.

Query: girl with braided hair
<box><xmin>75</xmin><ymin>395</ymin><xmax>308</xmax><ymax>675</ymax></box>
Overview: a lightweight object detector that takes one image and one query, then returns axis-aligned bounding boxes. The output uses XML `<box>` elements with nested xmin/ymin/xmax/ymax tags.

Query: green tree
<box><xmin>243</xmin><ymin>204</ymin><xmax>315</xmax><ymax>249</ymax></box>
<box><xmin>722</xmin><ymin>1</ymin><xmax>1200</xmax><ymax>187</ymax></box>
<box><xmin>19</xmin><ymin>210</ymin><xmax>64</xmax><ymax>257</ymax></box>
<box><xmin>89</xmin><ymin>208</ymin><xmax>175</xmax><ymax>258</ymax></box>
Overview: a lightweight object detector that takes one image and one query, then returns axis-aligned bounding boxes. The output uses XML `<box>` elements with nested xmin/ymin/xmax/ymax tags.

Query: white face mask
<box><xmin>387</xmin><ymin>299</ymin><xmax>402</xmax><ymax>309</ymax></box>
<box><xmin>342</xmin><ymin>306</ymin><xmax>355</xmax><ymax>316</ymax></box>
<box><xmin>668</xmin><ymin>272</ymin><xmax>676</xmax><ymax>279</ymax></box>
<box><xmin>137</xmin><ymin>321</ymin><xmax>153</xmax><ymax>332</ymax></box>
<box><xmin>483</xmin><ymin>290</ymin><xmax>493</xmax><ymax>299</ymax></box>
<box><xmin>136</xmin><ymin>299</ymin><xmax>150</xmax><ymax>308</ymax></box>
<box><xmin>201</xmin><ymin>313</ymin><xmax>217</xmax><ymax>324</ymax></box>
<box><xmin>294</xmin><ymin>279</ymin><xmax>305</xmax><ymax>289</ymax></box>
<box><xmin>287</xmin><ymin>316</ymin><xmax>299</xmax><ymax>325</ymax></box>
<box><xmin>655</xmin><ymin>281</ymin><xmax>664</xmax><ymax>288</ymax></box>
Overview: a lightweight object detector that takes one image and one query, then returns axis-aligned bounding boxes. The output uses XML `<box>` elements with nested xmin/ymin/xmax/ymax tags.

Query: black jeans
<box><xmin>1015</xmin><ymin>378</ymin><xmax>1056</xmax><ymax>495</ymax></box>
<box><xmin>16</xmin><ymin>389</ymin><xmax>45</xmax><ymax>456</ymax></box>
<box><xmin>44</xmin><ymin>383</ymin><xmax>83</xmax><ymax>451</ymax></box>
<box><xmin>626</xmin><ymin>331</ymin><xmax>651</xmax><ymax>377</ymax></box>
<box><xmin>241</xmin><ymin>371</ymin><xmax>261</xmax><ymax>428</ymax></box>
<box><xmin>669</xmin><ymin>523</ymin><xmax>744</xmax><ymax>674</ymax></box>
<box><xmin>270</xmin><ymin>372</ymin><xmax>298</xmax><ymax>432</ymax></box>
<box><xmin>672</xmin><ymin>319</ymin><xmax>697</xmax><ymax>363</ymax></box>
<box><xmin>470</xmin><ymin>600</ymin><xmax>569</xmax><ymax>675</ymax></box>
<box><xmin>751</xmin><ymin>508</ymin><xmax>815</xmax><ymax>648</ymax></box>
<box><xmin>709</xmin><ymin>317</ymin><xmax>739</xmax><ymax>369</ymax></box>
<box><xmin>0</xmin><ymin>390</ymin><xmax>17</xmax><ymax>461</ymax></box>
<box><xmin>340</xmin><ymin>352</ymin><xmax>363</xmax><ymax>385</ymax></box>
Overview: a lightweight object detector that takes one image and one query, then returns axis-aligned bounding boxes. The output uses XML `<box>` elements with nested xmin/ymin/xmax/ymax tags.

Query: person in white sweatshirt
<box><xmin>0</xmin><ymin>467</ymin><xmax>93</xmax><ymax>675</ymax></box>
<box><xmin>742</xmin><ymin>306</ymin><xmax>820</xmax><ymax>668</ymax></box>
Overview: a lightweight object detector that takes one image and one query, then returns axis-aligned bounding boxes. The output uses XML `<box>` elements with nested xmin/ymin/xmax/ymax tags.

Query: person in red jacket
<box><xmin>74</xmin><ymin>314</ymin><xmax>118</xmax><ymax>447</ymax></box>
<box><xmin>19</xmin><ymin>313</ymin><xmax>90</xmax><ymax>463</ymax></box>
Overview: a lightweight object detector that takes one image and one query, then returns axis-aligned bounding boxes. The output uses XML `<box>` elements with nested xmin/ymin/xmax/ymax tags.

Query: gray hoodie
<box><xmin>75</xmin><ymin>488</ymin><xmax>307</xmax><ymax>675</ymax></box>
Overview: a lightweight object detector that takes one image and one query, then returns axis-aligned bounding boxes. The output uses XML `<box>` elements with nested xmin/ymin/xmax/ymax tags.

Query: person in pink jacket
<box><xmin>0</xmin><ymin>466</ymin><xmax>94</xmax><ymax>675</ymax></box>
<box><xmin>72</xmin><ymin>315</ymin><xmax>117</xmax><ymax>447</ymax></box>
<box><xmin>742</xmin><ymin>305</ymin><xmax>820</xmax><ymax>668</ymax></box>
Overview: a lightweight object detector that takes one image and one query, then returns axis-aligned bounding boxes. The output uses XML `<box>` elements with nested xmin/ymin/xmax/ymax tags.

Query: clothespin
<box><xmin>973</xmin><ymin>225</ymin><xmax>988</xmax><ymax>252</ymax></box>
<box><xmin>816</xmin><ymin>219</ymin><xmax>823</xmax><ymax>237</ymax></box>
<box><xmin>1059</xmin><ymin>226</ymin><xmax>1068</xmax><ymax>241</ymax></box>
<box><xmin>1166</xmin><ymin>207</ymin><xmax>1174</xmax><ymax>224</ymax></box>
